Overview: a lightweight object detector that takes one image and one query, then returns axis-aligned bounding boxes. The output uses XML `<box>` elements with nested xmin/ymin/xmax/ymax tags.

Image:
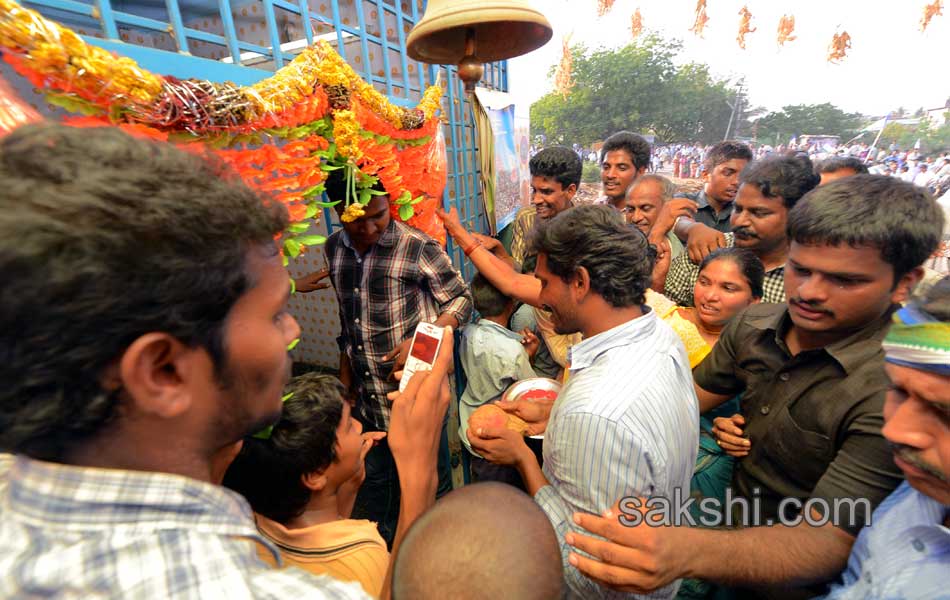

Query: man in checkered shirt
<box><xmin>664</xmin><ymin>154</ymin><xmax>820</xmax><ymax>306</ymax></box>
<box><xmin>0</xmin><ymin>124</ymin><xmax>450</xmax><ymax>599</ymax></box>
<box><xmin>324</xmin><ymin>169</ymin><xmax>472</xmax><ymax>547</ymax></box>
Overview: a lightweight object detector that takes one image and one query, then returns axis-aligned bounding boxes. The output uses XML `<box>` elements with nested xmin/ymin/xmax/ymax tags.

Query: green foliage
<box><xmin>874</xmin><ymin>115</ymin><xmax>950</xmax><ymax>154</ymax></box>
<box><xmin>530</xmin><ymin>36</ymin><xmax>870</xmax><ymax>148</ymax></box>
<box><xmin>530</xmin><ymin>35</ymin><xmax>735</xmax><ymax>144</ymax></box>
<box><xmin>753</xmin><ymin>103</ymin><xmax>865</xmax><ymax>144</ymax></box>
<box><xmin>581</xmin><ymin>160</ymin><xmax>601</xmax><ymax>183</ymax></box>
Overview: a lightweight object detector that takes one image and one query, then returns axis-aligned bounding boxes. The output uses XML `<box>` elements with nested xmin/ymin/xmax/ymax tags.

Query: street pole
<box><xmin>865</xmin><ymin>113</ymin><xmax>890</xmax><ymax>163</ymax></box>
<box><xmin>724</xmin><ymin>81</ymin><xmax>743</xmax><ymax>141</ymax></box>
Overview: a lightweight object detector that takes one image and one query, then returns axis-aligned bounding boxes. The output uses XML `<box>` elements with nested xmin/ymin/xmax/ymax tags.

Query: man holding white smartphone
<box><xmin>324</xmin><ymin>170</ymin><xmax>473</xmax><ymax>547</ymax></box>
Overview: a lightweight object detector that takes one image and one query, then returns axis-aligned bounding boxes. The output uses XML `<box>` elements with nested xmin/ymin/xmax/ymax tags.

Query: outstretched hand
<box><xmin>293</xmin><ymin>268</ymin><xmax>331</xmax><ymax>293</ymax></box>
<box><xmin>467</xmin><ymin>424</ymin><xmax>530</xmax><ymax>466</ymax></box>
<box><xmin>386</xmin><ymin>326</ymin><xmax>454</xmax><ymax>484</ymax></box>
<box><xmin>383</xmin><ymin>339</ymin><xmax>412</xmax><ymax>380</ymax></box>
<box><xmin>496</xmin><ymin>397</ymin><xmax>553</xmax><ymax>437</ymax></box>
<box><xmin>434</xmin><ymin>205</ymin><xmax>464</xmax><ymax>237</ymax></box>
<box><xmin>654</xmin><ymin>198</ymin><xmax>697</xmax><ymax>237</ymax></box>
<box><xmin>686</xmin><ymin>224</ymin><xmax>727</xmax><ymax>264</ymax></box>
<box><xmin>566</xmin><ymin>499</ymin><xmax>690</xmax><ymax>594</ymax></box>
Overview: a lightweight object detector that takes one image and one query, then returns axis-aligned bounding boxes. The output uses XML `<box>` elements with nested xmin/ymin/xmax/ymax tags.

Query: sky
<box><xmin>507</xmin><ymin>0</ymin><xmax>949</xmax><ymax>118</ymax></box>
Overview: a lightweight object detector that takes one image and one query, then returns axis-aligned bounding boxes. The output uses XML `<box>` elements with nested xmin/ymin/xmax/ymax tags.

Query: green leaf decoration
<box><xmin>296</xmin><ymin>235</ymin><xmax>327</xmax><ymax>246</ymax></box>
<box><xmin>286</xmin><ymin>222</ymin><xmax>311</xmax><ymax>233</ymax></box>
<box><xmin>410</xmin><ymin>194</ymin><xmax>425</xmax><ymax>205</ymax></box>
<box><xmin>287</xmin><ymin>338</ymin><xmax>300</xmax><ymax>351</ymax></box>
<box><xmin>320</xmin><ymin>163</ymin><xmax>344</xmax><ymax>171</ymax></box>
<box><xmin>252</xmin><ymin>425</ymin><xmax>274</xmax><ymax>440</ymax></box>
<box><xmin>302</xmin><ymin>183</ymin><xmax>326</xmax><ymax>197</ymax></box>
<box><xmin>46</xmin><ymin>92</ymin><xmax>106</xmax><ymax>117</ymax></box>
<box><xmin>358</xmin><ymin>188</ymin><xmax>371</xmax><ymax>205</ymax></box>
<box><xmin>311</xmin><ymin>199</ymin><xmax>341</xmax><ymax>208</ymax></box>
<box><xmin>289</xmin><ymin>276</ymin><xmax>297</xmax><ymax>295</ymax></box>
<box><xmin>284</xmin><ymin>238</ymin><xmax>302</xmax><ymax>258</ymax></box>
<box><xmin>398</xmin><ymin>204</ymin><xmax>414</xmax><ymax>221</ymax></box>
<box><xmin>305</xmin><ymin>203</ymin><xmax>320</xmax><ymax>219</ymax></box>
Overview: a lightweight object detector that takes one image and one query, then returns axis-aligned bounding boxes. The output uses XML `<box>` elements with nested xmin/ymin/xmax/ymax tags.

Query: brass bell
<box><xmin>407</xmin><ymin>0</ymin><xmax>552</xmax><ymax>94</ymax></box>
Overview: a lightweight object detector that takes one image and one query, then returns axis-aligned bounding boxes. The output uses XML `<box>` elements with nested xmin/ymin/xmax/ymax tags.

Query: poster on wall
<box><xmin>475</xmin><ymin>88</ymin><xmax>530</xmax><ymax>232</ymax></box>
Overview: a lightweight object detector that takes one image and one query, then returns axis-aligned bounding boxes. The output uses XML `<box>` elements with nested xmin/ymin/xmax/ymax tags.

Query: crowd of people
<box><xmin>0</xmin><ymin>122</ymin><xmax>946</xmax><ymax>600</ymax></box>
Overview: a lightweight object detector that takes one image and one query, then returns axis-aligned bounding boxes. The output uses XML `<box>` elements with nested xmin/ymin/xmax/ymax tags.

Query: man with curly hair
<box><xmin>509</xmin><ymin>145</ymin><xmax>582</xmax><ymax>266</ymax></box>
<box><xmin>599</xmin><ymin>131</ymin><xmax>652</xmax><ymax>210</ymax></box>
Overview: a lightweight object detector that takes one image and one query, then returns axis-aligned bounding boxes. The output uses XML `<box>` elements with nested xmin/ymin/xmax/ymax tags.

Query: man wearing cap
<box><xmin>822</xmin><ymin>277</ymin><xmax>949</xmax><ymax>599</ymax></box>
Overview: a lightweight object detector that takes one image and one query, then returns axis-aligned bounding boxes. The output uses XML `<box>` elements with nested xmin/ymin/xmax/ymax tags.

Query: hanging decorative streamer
<box><xmin>597</xmin><ymin>0</ymin><xmax>617</xmax><ymax>18</ymax></box>
<box><xmin>827</xmin><ymin>30</ymin><xmax>852</xmax><ymax>63</ymax></box>
<box><xmin>920</xmin><ymin>0</ymin><xmax>943</xmax><ymax>31</ymax></box>
<box><xmin>689</xmin><ymin>0</ymin><xmax>710</xmax><ymax>38</ymax></box>
<box><xmin>554</xmin><ymin>35</ymin><xmax>574</xmax><ymax>98</ymax></box>
<box><xmin>736</xmin><ymin>6</ymin><xmax>755</xmax><ymax>49</ymax></box>
<box><xmin>0</xmin><ymin>0</ymin><xmax>449</xmax><ymax>251</ymax></box>
<box><xmin>777</xmin><ymin>14</ymin><xmax>797</xmax><ymax>46</ymax></box>
<box><xmin>631</xmin><ymin>8</ymin><xmax>644</xmax><ymax>39</ymax></box>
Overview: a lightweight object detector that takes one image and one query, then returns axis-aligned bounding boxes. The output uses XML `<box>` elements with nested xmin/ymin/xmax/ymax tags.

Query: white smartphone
<box><xmin>398</xmin><ymin>322</ymin><xmax>445</xmax><ymax>392</ymax></box>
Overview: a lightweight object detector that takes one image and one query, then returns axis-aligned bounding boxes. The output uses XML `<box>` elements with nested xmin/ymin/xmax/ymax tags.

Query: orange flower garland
<box><xmin>0</xmin><ymin>0</ymin><xmax>448</xmax><ymax>249</ymax></box>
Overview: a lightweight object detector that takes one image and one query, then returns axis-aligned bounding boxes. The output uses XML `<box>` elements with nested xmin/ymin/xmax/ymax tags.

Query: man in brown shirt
<box><xmin>561</xmin><ymin>175</ymin><xmax>945</xmax><ymax>599</ymax></box>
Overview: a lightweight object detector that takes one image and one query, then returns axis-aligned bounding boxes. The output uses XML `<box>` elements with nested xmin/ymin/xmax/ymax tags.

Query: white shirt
<box><xmin>914</xmin><ymin>171</ymin><xmax>933</xmax><ymax>187</ymax></box>
<box><xmin>534</xmin><ymin>309</ymin><xmax>699</xmax><ymax>599</ymax></box>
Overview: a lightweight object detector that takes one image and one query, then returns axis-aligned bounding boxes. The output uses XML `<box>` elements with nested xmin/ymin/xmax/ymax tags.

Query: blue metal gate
<box><xmin>20</xmin><ymin>0</ymin><xmax>504</xmax><ymax>277</ymax></box>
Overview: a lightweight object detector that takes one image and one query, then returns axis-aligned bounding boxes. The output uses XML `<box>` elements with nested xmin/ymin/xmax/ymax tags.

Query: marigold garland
<box><xmin>690</xmin><ymin>0</ymin><xmax>710</xmax><ymax>38</ymax></box>
<box><xmin>920</xmin><ymin>0</ymin><xmax>943</xmax><ymax>32</ymax></box>
<box><xmin>776</xmin><ymin>14</ymin><xmax>797</xmax><ymax>47</ymax></box>
<box><xmin>0</xmin><ymin>0</ymin><xmax>449</xmax><ymax>251</ymax></box>
<box><xmin>630</xmin><ymin>8</ymin><xmax>644</xmax><ymax>40</ymax></box>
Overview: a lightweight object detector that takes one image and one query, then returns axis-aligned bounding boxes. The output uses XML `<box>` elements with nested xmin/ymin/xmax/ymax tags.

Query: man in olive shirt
<box><xmin>563</xmin><ymin>176</ymin><xmax>945</xmax><ymax>599</ymax></box>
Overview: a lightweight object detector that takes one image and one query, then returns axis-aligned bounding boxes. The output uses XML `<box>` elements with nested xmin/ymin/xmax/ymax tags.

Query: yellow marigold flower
<box><xmin>340</xmin><ymin>203</ymin><xmax>366</xmax><ymax>223</ymax></box>
<box><xmin>333</xmin><ymin>109</ymin><xmax>362</xmax><ymax>160</ymax></box>
<box><xmin>419</xmin><ymin>85</ymin><xmax>442</xmax><ymax>120</ymax></box>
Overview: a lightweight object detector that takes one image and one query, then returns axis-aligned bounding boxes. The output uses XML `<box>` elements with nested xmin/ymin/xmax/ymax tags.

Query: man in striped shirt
<box><xmin>470</xmin><ymin>205</ymin><xmax>699</xmax><ymax>599</ymax></box>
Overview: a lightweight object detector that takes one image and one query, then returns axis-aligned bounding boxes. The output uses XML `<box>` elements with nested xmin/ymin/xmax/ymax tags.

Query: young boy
<box><xmin>224</xmin><ymin>373</ymin><xmax>387</xmax><ymax>597</ymax></box>
<box><xmin>459</xmin><ymin>274</ymin><xmax>541</xmax><ymax>489</ymax></box>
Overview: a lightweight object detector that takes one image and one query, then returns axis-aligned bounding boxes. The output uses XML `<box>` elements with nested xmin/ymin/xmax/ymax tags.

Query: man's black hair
<box><xmin>0</xmin><ymin>123</ymin><xmax>287</xmax><ymax>460</ymax></box>
<box><xmin>600</xmin><ymin>131</ymin><xmax>652</xmax><ymax>171</ymax></box>
<box><xmin>529</xmin><ymin>145</ymin><xmax>582</xmax><ymax>189</ymax></box>
<box><xmin>699</xmin><ymin>248</ymin><xmax>765</xmax><ymax>299</ymax></box>
<box><xmin>529</xmin><ymin>204</ymin><xmax>655</xmax><ymax>307</ymax></box>
<box><xmin>816</xmin><ymin>156</ymin><xmax>870</xmax><ymax>175</ymax></box>
<box><xmin>787</xmin><ymin>175</ymin><xmax>944</xmax><ymax>279</ymax></box>
<box><xmin>223</xmin><ymin>373</ymin><xmax>345</xmax><ymax>524</ymax></box>
<box><xmin>740</xmin><ymin>154</ymin><xmax>820</xmax><ymax>209</ymax></box>
<box><xmin>703</xmin><ymin>140</ymin><xmax>753</xmax><ymax>171</ymax></box>
<box><xmin>325</xmin><ymin>165</ymin><xmax>388</xmax><ymax>208</ymax></box>
<box><xmin>471</xmin><ymin>273</ymin><xmax>513</xmax><ymax>318</ymax></box>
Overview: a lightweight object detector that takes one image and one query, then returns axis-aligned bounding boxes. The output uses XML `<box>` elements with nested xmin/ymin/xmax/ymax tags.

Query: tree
<box><xmin>529</xmin><ymin>35</ymin><xmax>736</xmax><ymax>145</ymax></box>
<box><xmin>752</xmin><ymin>103</ymin><xmax>865</xmax><ymax>145</ymax></box>
<box><xmin>875</xmin><ymin>115</ymin><xmax>950</xmax><ymax>154</ymax></box>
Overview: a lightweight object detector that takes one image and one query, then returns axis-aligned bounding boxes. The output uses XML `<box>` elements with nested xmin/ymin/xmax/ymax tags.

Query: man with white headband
<box><xmin>824</xmin><ymin>276</ymin><xmax>950</xmax><ymax>599</ymax></box>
